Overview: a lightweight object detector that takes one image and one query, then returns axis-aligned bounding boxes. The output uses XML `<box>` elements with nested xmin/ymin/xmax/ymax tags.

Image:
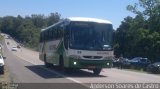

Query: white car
<box><xmin>0</xmin><ymin>54</ymin><xmax>5</xmax><ymax>74</ymax></box>
<box><xmin>11</xmin><ymin>46</ymin><xmax>18</xmax><ymax>51</ymax></box>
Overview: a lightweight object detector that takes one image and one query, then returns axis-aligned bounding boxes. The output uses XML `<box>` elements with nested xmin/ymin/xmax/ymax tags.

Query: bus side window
<box><xmin>44</xmin><ymin>31</ymin><xmax>47</xmax><ymax>41</ymax></box>
<box><xmin>54</xmin><ymin>28</ymin><xmax>56</xmax><ymax>40</ymax></box>
<box><xmin>42</xmin><ymin>33</ymin><xmax>44</xmax><ymax>42</ymax></box>
<box><xmin>48</xmin><ymin>30</ymin><xmax>50</xmax><ymax>41</ymax></box>
<box><xmin>47</xmin><ymin>30</ymin><xmax>50</xmax><ymax>41</ymax></box>
<box><xmin>59</xmin><ymin>26</ymin><xmax>64</xmax><ymax>38</ymax></box>
<box><xmin>49</xmin><ymin>29</ymin><xmax>53</xmax><ymax>40</ymax></box>
<box><xmin>51</xmin><ymin>28</ymin><xmax>54</xmax><ymax>40</ymax></box>
<box><xmin>64</xmin><ymin>26</ymin><xmax>69</xmax><ymax>49</ymax></box>
<box><xmin>56</xmin><ymin>25</ymin><xmax>63</xmax><ymax>39</ymax></box>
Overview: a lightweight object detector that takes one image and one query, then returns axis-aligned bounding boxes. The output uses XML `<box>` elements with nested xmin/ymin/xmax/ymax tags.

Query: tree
<box><xmin>0</xmin><ymin>12</ymin><xmax>61</xmax><ymax>50</ymax></box>
<box><xmin>47</xmin><ymin>12</ymin><xmax>61</xmax><ymax>26</ymax></box>
<box><xmin>114</xmin><ymin>0</ymin><xmax>160</xmax><ymax>61</ymax></box>
<box><xmin>31</xmin><ymin>14</ymin><xmax>46</xmax><ymax>28</ymax></box>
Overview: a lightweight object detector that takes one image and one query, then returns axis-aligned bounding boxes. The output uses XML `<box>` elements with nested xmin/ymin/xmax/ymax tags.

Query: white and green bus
<box><xmin>39</xmin><ymin>17</ymin><xmax>114</xmax><ymax>75</ymax></box>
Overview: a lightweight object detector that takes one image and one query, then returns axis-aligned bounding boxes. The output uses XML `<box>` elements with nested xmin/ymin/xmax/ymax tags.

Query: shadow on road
<box><xmin>25</xmin><ymin>65</ymin><xmax>107</xmax><ymax>79</ymax></box>
<box><xmin>25</xmin><ymin>65</ymin><xmax>62</xmax><ymax>79</ymax></box>
<box><xmin>63</xmin><ymin>69</ymin><xmax>107</xmax><ymax>78</ymax></box>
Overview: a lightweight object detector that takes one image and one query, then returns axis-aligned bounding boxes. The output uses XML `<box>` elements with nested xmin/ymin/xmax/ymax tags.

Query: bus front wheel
<box><xmin>93</xmin><ymin>68</ymin><xmax>102</xmax><ymax>75</ymax></box>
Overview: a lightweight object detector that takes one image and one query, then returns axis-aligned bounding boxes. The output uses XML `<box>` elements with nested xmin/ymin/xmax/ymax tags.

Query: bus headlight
<box><xmin>107</xmin><ymin>63</ymin><xmax>110</xmax><ymax>66</ymax></box>
<box><xmin>69</xmin><ymin>55</ymin><xmax>81</xmax><ymax>59</ymax></box>
<box><xmin>73</xmin><ymin>62</ymin><xmax>77</xmax><ymax>65</ymax></box>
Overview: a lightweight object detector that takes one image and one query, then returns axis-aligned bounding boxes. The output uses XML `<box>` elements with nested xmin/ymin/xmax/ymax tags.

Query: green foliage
<box><xmin>0</xmin><ymin>13</ymin><xmax>61</xmax><ymax>50</ymax></box>
<box><xmin>115</xmin><ymin>0</ymin><xmax>160</xmax><ymax>62</ymax></box>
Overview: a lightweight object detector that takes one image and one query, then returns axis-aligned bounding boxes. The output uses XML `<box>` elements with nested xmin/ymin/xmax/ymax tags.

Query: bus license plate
<box><xmin>88</xmin><ymin>66</ymin><xmax>96</xmax><ymax>68</ymax></box>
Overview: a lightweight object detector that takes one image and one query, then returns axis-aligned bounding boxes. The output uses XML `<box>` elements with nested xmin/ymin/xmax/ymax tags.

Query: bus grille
<box><xmin>83</xmin><ymin>56</ymin><xmax>102</xmax><ymax>59</ymax></box>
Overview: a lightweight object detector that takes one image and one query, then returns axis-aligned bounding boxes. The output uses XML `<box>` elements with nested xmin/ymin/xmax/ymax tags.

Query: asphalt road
<box><xmin>2</xmin><ymin>34</ymin><xmax>160</xmax><ymax>88</ymax></box>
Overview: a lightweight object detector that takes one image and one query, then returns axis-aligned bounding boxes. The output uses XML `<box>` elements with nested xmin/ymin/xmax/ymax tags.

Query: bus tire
<box><xmin>44</xmin><ymin>54</ymin><xmax>52</xmax><ymax>68</ymax></box>
<box><xmin>93</xmin><ymin>68</ymin><xmax>102</xmax><ymax>75</ymax></box>
<box><xmin>59</xmin><ymin>55</ymin><xmax>64</xmax><ymax>69</ymax></box>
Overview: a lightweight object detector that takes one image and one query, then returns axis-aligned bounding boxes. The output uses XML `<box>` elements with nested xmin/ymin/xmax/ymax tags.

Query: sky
<box><xmin>0</xmin><ymin>0</ymin><xmax>139</xmax><ymax>29</ymax></box>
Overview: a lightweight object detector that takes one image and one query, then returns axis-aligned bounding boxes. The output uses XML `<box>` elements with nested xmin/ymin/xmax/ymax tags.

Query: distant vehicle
<box><xmin>113</xmin><ymin>58</ymin><xmax>130</xmax><ymax>69</ymax></box>
<box><xmin>17</xmin><ymin>45</ymin><xmax>21</xmax><ymax>48</ymax></box>
<box><xmin>113</xmin><ymin>58</ymin><xmax>120</xmax><ymax>67</ymax></box>
<box><xmin>121</xmin><ymin>58</ymin><xmax>131</xmax><ymax>68</ymax></box>
<box><xmin>11</xmin><ymin>46</ymin><xmax>18</xmax><ymax>51</ymax></box>
<box><xmin>0</xmin><ymin>54</ymin><xmax>5</xmax><ymax>74</ymax></box>
<box><xmin>129</xmin><ymin>57</ymin><xmax>151</xmax><ymax>70</ymax></box>
<box><xmin>147</xmin><ymin>62</ymin><xmax>160</xmax><ymax>74</ymax></box>
<box><xmin>39</xmin><ymin>17</ymin><xmax>114</xmax><ymax>75</ymax></box>
<box><xmin>7</xmin><ymin>36</ymin><xmax>11</xmax><ymax>39</ymax></box>
<box><xmin>7</xmin><ymin>42</ymin><xmax>10</xmax><ymax>45</ymax></box>
<box><xmin>6</xmin><ymin>36</ymin><xmax>11</xmax><ymax>39</ymax></box>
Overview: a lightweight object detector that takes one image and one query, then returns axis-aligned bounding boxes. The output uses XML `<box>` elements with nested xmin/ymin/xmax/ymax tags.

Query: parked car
<box><xmin>129</xmin><ymin>57</ymin><xmax>151</xmax><ymax>70</ymax></box>
<box><xmin>11</xmin><ymin>46</ymin><xmax>18</xmax><ymax>51</ymax></box>
<box><xmin>121</xmin><ymin>58</ymin><xmax>131</xmax><ymax>68</ymax></box>
<box><xmin>147</xmin><ymin>62</ymin><xmax>160</xmax><ymax>74</ymax></box>
<box><xmin>113</xmin><ymin>58</ymin><xmax>130</xmax><ymax>69</ymax></box>
<box><xmin>0</xmin><ymin>54</ymin><xmax>5</xmax><ymax>74</ymax></box>
<box><xmin>113</xmin><ymin>58</ymin><xmax>120</xmax><ymax>67</ymax></box>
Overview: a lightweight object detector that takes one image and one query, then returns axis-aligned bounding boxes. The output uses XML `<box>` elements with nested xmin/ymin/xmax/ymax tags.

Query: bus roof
<box><xmin>67</xmin><ymin>17</ymin><xmax>112</xmax><ymax>24</ymax></box>
<box><xmin>41</xmin><ymin>17</ymin><xmax>112</xmax><ymax>32</ymax></box>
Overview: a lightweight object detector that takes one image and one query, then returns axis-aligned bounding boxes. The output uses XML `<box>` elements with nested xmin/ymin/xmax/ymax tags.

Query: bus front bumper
<box><xmin>67</xmin><ymin>58</ymin><xmax>112</xmax><ymax>69</ymax></box>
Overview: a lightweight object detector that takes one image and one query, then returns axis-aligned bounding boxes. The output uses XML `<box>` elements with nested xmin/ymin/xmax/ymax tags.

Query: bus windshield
<box><xmin>69</xmin><ymin>22</ymin><xmax>113</xmax><ymax>51</ymax></box>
